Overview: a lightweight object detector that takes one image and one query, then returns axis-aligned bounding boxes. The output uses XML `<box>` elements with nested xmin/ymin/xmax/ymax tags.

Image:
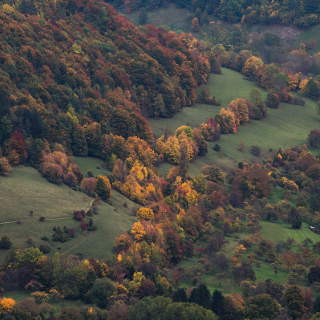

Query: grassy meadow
<box><xmin>260</xmin><ymin>221</ymin><xmax>320</xmax><ymax>243</ymax></box>
<box><xmin>150</xmin><ymin>68</ymin><xmax>319</xmax><ymax>174</ymax></box>
<box><xmin>0</xmin><ymin>163</ymin><xmax>136</xmax><ymax>261</ymax></box>
<box><xmin>175</xmin><ymin>221</ymin><xmax>318</xmax><ymax>293</ymax></box>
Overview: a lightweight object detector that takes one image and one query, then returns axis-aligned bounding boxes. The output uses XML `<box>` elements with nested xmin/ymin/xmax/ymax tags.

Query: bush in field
<box><xmin>308</xmin><ymin>130</ymin><xmax>320</xmax><ymax>149</ymax></box>
<box><xmin>0</xmin><ymin>157</ymin><xmax>12</xmax><ymax>176</ymax></box>
<box><xmin>0</xmin><ymin>236</ymin><xmax>12</xmax><ymax>250</ymax></box>
<box><xmin>96</xmin><ymin>176</ymin><xmax>112</xmax><ymax>201</ymax></box>
<box><xmin>250</xmin><ymin>145</ymin><xmax>261</xmax><ymax>157</ymax></box>
<box><xmin>80</xmin><ymin>177</ymin><xmax>97</xmax><ymax>197</ymax></box>
<box><xmin>266</xmin><ymin>92</ymin><xmax>280</xmax><ymax>109</ymax></box>
<box><xmin>40</xmin><ymin>151</ymin><xmax>82</xmax><ymax>186</ymax></box>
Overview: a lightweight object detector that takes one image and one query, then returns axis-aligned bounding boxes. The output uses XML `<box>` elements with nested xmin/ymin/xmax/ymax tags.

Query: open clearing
<box><xmin>150</xmin><ymin>68</ymin><xmax>319</xmax><ymax>174</ymax></box>
<box><xmin>0</xmin><ymin>165</ymin><xmax>136</xmax><ymax>261</ymax></box>
<box><xmin>260</xmin><ymin>221</ymin><xmax>320</xmax><ymax>243</ymax></box>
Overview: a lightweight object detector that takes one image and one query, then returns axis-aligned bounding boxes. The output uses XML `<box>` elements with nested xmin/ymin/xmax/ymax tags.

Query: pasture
<box><xmin>260</xmin><ymin>221</ymin><xmax>320</xmax><ymax>243</ymax></box>
<box><xmin>0</xmin><ymin>164</ymin><xmax>136</xmax><ymax>261</ymax></box>
<box><xmin>150</xmin><ymin>68</ymin><xmax>319</xmax><ymax>174</ymax></box>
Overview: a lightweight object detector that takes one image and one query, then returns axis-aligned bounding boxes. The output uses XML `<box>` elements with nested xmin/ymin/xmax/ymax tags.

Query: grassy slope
<box><xmin>126</xmin><ymin>4</ymin><xmax>191</xmax><ymax>32</ymax></box>
<box><xmin>260</xmin><ymin>221</ymin><xmax>320</xmax><ymax>243</ymax></box>
<box><xmin>177</xmin><ymin>221</ymin><xmax>316</xmax><ymax>293</ymax></box>
<box><xmin>299</xmin><ymin>25</ymin><xmax>320</xmax><ymax>51</ymax></box>
<box><xmin>150</xmin><ymin>68</ymin><xmax>319</xmax><ymax>175</ymax></box>
<box><xmin>0</xmin><ymin>164</ymin><xmax>136</xmax><ymax>261</ymax></box>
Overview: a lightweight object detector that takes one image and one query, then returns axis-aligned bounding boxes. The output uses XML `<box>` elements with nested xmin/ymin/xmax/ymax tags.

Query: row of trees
<box><xmin>109</xmin><ymin>0</ymin><xmax>320</xmax><ymax>27</ymax></box>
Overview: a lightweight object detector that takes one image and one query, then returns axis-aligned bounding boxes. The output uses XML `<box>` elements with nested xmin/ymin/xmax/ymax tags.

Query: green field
<box><xmin>299</xmin><ymin>25</ymin><xmax>320</xmax><ymax>51</ymax></box>
<box><xmin>0</xmin><ymin>165</ymin><xmax>136</xmax><ymax>261</ymax></box>
<box><xmin>260</xmin><ymin>221</ymin><xmax>320</xmax><ymax>243</ymax></box>
<box><xmin>127</xmin><ymin>4</ymin><xmax>191</xmax><ymax>32</ymax></box>
<box><xmin>150</xmin><ymin>68</ymin><xmax>319</xmax><ymax>174</ymax></box>
<box><xmin>73</xmin><ymin>156</ymin><xmax>111</xmax><ymax>177</ymax></box>
<box><xmin>254</xmin><ymin>263</ymin><xmax>288</xmax><ymax>283</ymax></box>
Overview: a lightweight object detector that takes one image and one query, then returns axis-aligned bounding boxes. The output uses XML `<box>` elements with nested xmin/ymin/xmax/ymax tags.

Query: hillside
<box><xmin>110</xmin><ymin>0</ymin><xmax>320</xmax><ymax>27</ymax></box>
<box><xmin>0</xmin><ymin>165</ymin><xmax>136</xmax><ymax>261</ymax></box>
<box><xmin>2</xmin><ymin>1</ymin><xmax>320</xmax><ymax>320</ymax></box>
<box><xmin>0</xmin><ymin>0</ymin><xmax>209</xmax><ymax>162</ymax></box>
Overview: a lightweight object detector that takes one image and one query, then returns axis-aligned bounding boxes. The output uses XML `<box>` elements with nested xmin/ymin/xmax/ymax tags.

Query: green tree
<box><xmin>85</xmin><ymin>278</ymin><xmax>116</xmax><ymax>308</ymax></box>
<box><xmin>189</xmin><ymin>284</ymin><xmax>211</xmax><ymax>309</ymax></box>
<box><xmin>164</xmin><ymin>302</ymin><xmax>217</xmax><ymax>320</ymax></box>
<box><xmin>173</xmin><ymin>288</ymin><xmax>188</xmax><ymax>302</ymax></box>
<box><xmin>211</xmin><ymin>290</ymin><xmax>225</xmax><ymax>316</ymax></box>
<box><xmin>284</xmin><ymin>286</ymin><xmax>304</xmax><ymax>320</ymax></box>
<box><xmin>246</xmin><ymin>294</ymin><xmax>280</xmax><ymax>319</ymax></box>
<box><xmin>96</xmin><ymin>176</ymin><xmax>112</xmax><ymax>201</ymax></box>
<box><xmin>0</xmin><ymin>236</ymin><xmax>12</xmax><ymax>249</ymax></box>
<box><xmin>128</xmin><ymin>296</ymin><xmax>172</xmax><ymax>320</ymax></box>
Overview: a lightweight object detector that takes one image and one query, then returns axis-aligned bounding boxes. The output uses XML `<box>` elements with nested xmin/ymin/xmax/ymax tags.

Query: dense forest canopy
<box><xmin>0</xmin><ymin>0</ymin><xmax>209</xmax><ymax>160</ymax></box>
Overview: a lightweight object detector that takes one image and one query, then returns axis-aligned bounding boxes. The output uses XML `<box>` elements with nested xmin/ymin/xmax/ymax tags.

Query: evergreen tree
<box><xmin>72</xmin><ymin>126</ymin><xmax>88</xmax><ymax>156</ymax></box>
<box><xmin>289</xmin><ymin>207</ymin><xmax>302</xmax><ymax>229</ymax></box>
<box><xmin>211</xmin><ymin>290</ymin><xmax>225</xmax><ymax>316</ymax></box>
<box><xmin>189</xmin><ymin>284</ymin><xmax>211</xmax><ymax>309</ymax></box>
<box><xmin>284</xmin><ymin>286</ymin><xmax>304</xmax><ymax>320</ymax></box>
<box><xmin>173</xmin><ymin>288</ymin><xmax>188</xmax><ymax>302</ymax></box>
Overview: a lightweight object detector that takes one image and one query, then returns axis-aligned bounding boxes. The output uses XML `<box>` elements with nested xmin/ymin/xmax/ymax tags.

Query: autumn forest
<box><xmin>1</xmin><ymin>0</ymin><xmax>320</xmax><ymax>319</ymax></box>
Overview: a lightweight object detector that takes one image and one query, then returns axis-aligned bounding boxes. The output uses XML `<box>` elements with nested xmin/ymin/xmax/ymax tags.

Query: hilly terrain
<box><xmin>1</xmin><ymin>1</ymin><xmax>320</xmax><ymax>320</ymax></box>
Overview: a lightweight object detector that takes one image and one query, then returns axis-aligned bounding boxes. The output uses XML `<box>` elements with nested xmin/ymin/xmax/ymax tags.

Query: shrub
<box><xmin>96</xmin><ymin>176</ymin><xmax>112</xmax><ymax>201</ymax></box>
<box><xmin>85</xmin><ymin>278</ymin><xmax>116</xmax><ymax>308</ymax></box>
<box><xmin>39</xmin><ymin>245</ymin><xmax>51</xmax><ymax>254</ymax></box>
<box><xmin>250</xmin><ymin>145</ymin><xmax>261</xmax><ymax>157</ymax></box>
<box><xmin>0</xmin><ymin>236</ymin><xmax>12</xmax><ymax>250</ymax></box>
<box><xmin>308</xmin><ymin>130</ymin><xmax>320</xmax><ymax>149</ymax></box>
<box><xmin>0</xmin><ymin>157</ymin><xmax>12</xmax><ymax>176</ymax></box>
<box><xmin>213</xmin><ymin>144</ymin><xmax>221</xmax><ymax>152</ymax></box>
<box><xmin>80</xmin><ymin>177</ymin><xmax>97</xmax><ymax>197</ymax></box>
<box><xmin>266</xmin><ymin>92</ymin><xmax>280</xmax><ymax>109</ymax></box>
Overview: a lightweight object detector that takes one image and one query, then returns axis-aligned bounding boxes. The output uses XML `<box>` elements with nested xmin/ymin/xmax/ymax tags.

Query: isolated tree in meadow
<box><xmin>308</xmin><ymin>130</ymin><xmax>320</xmax><ymax>148</ymax></box>
<box><xmin>96</xmin><ymin>176</ymin><xmax>111</xmax><ymax>201</ymax></box>
<box><xmin>215</xmin><ymin>108</ymin><xmax>239</xmax><ymax>133</ymax></box>
<box><xmin>250</xmin><ymin>89</ymin><xmax>267</xmax><ymax>120</ymax></box>
<box><xmin>266</xmin><ymin>92</ymin><xmax>280</xmax><ymax>109</ymax></box>
<box><xmin>289</xmin><ymin>207</ymin><xmax>302</xmax><ymax>229</ymax></box>
<box><xmin>0</xmin><ymin>236</ymin><xmax>12</xmax><ymax>250</ymax></box>
<box><xmin>228</xmin><ymin>98</ymin><xmax>250</xmax><ymax>123</ymax></box>
<box><xmin>209</xmin><ymin>55</ymin><xmax>222</xmax><ymax>74</ymax></box>
<box><xmin>242</xmin><ymin>56</ymin><xmax>264</xmax><ymax>80</ymax></box>
<box><xmin>191</xmin><ymin>17</ymin><xmax>200</xmax><ymax>32</ymax></box>
<box><xmin>80</xmin><ymin>177</ymin><xmax>97</xmax><ymax>197</ymax></box>
<box><xmin>0</xmin><ymin>157</ymin><xmax>11</xmax><ymax>175</ymax></box>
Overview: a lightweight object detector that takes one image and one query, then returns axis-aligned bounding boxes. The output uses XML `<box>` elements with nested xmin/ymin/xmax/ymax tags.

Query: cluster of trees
<box><xmin>109</xmin><ymin>0</ymin><xmax>320</xmax><ymax>27</ymax></box>
<box><xmin>0</xmin><ymin>0</ymin><xmax>210</xmax><ymax>164</ymax></box>
<box><xmin>211</xmin><ymin>45</ymin><xmax>320</xmax><ymax>103</ymax></box>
